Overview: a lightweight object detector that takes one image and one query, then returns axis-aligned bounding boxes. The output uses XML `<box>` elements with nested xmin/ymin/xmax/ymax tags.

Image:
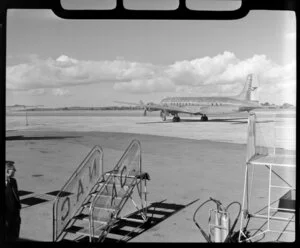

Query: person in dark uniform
<box><xmin>5</xmin><ymin>161</ymin><xmax>21</xmax><ymax>242</ymax></box>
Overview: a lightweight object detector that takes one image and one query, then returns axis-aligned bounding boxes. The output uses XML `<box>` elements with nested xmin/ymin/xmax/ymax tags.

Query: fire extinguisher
<box><xmin>214</xmin><ymin>210</ymin><xmax>222</xmax><ymax>242</ymax></box>
<box><xmin>193</xmin><ymin>197</ymin><xmax>243</xmax><ymax>243</ymax></box>
<box><xmin>212</xmin><ymin>198</ymin><xmax>225</xmax><ymax>243</ymax></box>
<box><xmin>214</xmin><ymin>204</ymin><xmax>230</xmax><ymax>242</ymax></box>
<box><xmin>220</xmin><ymin>211</ymin><xmax>230</xmax><ymax>242</ymax></box>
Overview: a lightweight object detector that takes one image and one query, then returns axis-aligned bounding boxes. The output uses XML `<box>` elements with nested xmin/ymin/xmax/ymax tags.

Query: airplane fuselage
<box><xmin>160</xmin><ymin>96</ymin><xmax>261</xmax><ymax>115</ymax></box>
<box><xmin>115</xmin><ymin>74</ymin><xmax>260</xmax><ymax>122</ymax></box>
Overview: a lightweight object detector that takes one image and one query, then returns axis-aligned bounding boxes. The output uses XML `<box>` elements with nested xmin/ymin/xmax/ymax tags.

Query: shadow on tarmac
<box><xmin>71</xmin><ymin>199</ymin><xmax>199</xmax><ymax>243</ymax></box>
<box><xmin>137</xmin><ymin>117</ymin><xmax>245</xmax><ymax>124</ymax></box>
<box><xmin>137</xmin><ymin>117</ymin><xmax>274</xmax><ymax>125</ymax></box>
<box><xmin>6</xmin><ymin>135</ymin><xmax>81</xmax><ymax>141</ymax></box>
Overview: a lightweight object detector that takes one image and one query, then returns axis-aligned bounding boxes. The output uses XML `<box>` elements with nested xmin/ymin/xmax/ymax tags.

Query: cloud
<box><xmin>27</xmin><ymin>88</ymin><xmax>46</xmax><ymax>96</ymax></box>
<box><xmin>113</xmin><ymin>77</ymin><xmax>175</xmax><ymax>93</ymax></box>
<box><xmin>52</xmin><ymin>88</ymin><xmax>72</xmax><ymax>97</ymax></box>
<box><xmin>6</xmin><ymin>55</ymin><xmax>157</xmax><ymax>90</ymax></box>
<box><xmin>6</xmin><ymin>52</ymin><xmax>296</xmax><ymax>104</ymax></box>
<box><xmin>166</xmin><ymin>51</ymin><xmax>238</xmax><ymax>86</ymax></box>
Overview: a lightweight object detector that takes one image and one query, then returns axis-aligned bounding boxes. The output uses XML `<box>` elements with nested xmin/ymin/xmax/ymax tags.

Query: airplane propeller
<box><xmin>140</xmin><ymin>101</ymin><xmax>154</xmax><ymax>116</ymax></box>
<box><xmin>113</xmin><ymin>100</ymin><xmax>154</xmax><ymax>116</ymax></box>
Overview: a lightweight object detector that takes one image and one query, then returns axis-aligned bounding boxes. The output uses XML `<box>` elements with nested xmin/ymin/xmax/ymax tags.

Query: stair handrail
<box><xmin>52</xmin><ymin>145</ymin><xmax>104</xmax><ymax>242</ymax></box>
<box><xmin>88</xmin><ymin>139</ymin><xmax>142</xmax><ymax>241</ymax></box>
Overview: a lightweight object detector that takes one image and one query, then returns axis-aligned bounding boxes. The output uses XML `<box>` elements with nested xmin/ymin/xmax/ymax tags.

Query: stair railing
<box><xmin>52</xmin><ymin>145</ymin><xmax>103</xmax><ymax>242</ymax></box>
<box><xmin>88</xmin><ymin>139</ymin><xmax>144</xmax><ymax>242</ymax></box>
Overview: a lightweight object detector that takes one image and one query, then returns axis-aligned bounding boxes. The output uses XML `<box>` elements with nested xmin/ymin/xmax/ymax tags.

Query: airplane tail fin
<box><xmin>234</xmin><ymin>74</ymin><xmax>258</xmax><ymax>101</ymax></box>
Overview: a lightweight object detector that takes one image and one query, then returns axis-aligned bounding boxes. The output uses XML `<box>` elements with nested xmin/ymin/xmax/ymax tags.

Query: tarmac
<box><xmin>5</xmin><ymin>110</ymin><xmax>296</xmax><ymax>242</ymax></box>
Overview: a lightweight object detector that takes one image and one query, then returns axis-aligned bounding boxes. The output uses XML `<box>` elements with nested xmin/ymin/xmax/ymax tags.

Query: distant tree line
<box><xmin>21</xmin><ymin>106</ymin><xmax>144</xmax><ymax>111</ymax></box>
<box><xmin>261</xmin><ymin>102</ymin><xmax>295</xmax><ymax>109</ymax></box>
<box><xmin>8</xmin><ymin>103</ymin><xmax>295</xmax><ymax>111</ymax></box>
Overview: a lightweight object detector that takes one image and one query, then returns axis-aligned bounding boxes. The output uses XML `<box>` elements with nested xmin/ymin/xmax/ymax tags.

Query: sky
<box><xmin>6</xmin><ymin>2</ymin><xmax>296</xmax><ymax>107</ymax></box>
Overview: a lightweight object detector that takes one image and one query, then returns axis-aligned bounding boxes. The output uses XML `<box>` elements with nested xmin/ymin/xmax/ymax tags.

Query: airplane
<box><xmin>115</xmin><ymin>74</ymin><xmax>261</xmax><ymax>122</ymax></box>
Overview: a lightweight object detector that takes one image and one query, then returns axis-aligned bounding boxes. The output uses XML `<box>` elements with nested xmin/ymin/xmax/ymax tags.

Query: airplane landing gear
<box><xmin>172</xmin><ymin>116</ymin><xmax>181</xmax><ymax>122</ymax></box>
<box><xmin>160</xmin><ymin>110</ymin><xmax>167</xmax><ymax>121</ymax></box>
<box><xmin>201</xmin><ymin>115</ymin><xmax>208</xmax><ymax>121</ymax></box>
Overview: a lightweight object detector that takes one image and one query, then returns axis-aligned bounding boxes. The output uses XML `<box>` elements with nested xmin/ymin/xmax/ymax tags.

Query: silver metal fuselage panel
<box><xmin>160</xmin><ymin>96</ymin><xmax>261</xmax><ymax>115</ymax></box>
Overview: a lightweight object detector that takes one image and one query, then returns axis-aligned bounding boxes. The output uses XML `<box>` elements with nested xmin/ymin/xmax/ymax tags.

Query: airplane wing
<box><xmin>114</xmin><ymin>101</ymin><xmax>204</xmax><ymax>115</ymax></box>
<box><xmin>115</xmin><ymin>101</ymin><xmax>144</xmax><ymax>106</ymax></box>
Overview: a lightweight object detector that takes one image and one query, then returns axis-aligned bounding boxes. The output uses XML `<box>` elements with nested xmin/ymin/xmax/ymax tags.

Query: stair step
<box><xmin>90</xmin><ymin>186</ymin><xmax>127</xmax><ymax>198</ymax></box>
<box><xmin>64</xmin><ymin>222</ymin><xmax>107</xmax><ymax>237</ymax></box>
<box><xmin>75</xmin><ymin>214</ymin><xmax>114</xmax><ymax>225</ymax></box>
<box><xmin>120</xmin><ymin>217</ymin><xmax>146</xmax><ymax>223</ymax></box>
<box><xmin>92</xmin><ymin>216</ymin><xmax>113</xmax><ymax>224</ymax></box>
<box><xmin>83</xmin><ymin>196</ymin><xmax>124</xmax><ymax>211</ymax></box>
<box><xmin>99</xmin><ymin>178</ymin><xmax>135</xmax><ymax>188</ymax></box>
<box><xmin>83</xmin><ymin>202</ymin><xmax>116</xmax><ymax>211</ymax></box>
<box><xmin>95</xmin><ymin>196</ymin><xmax>123</xmax><ymax>210</ymax></box>
<box><xmin>108</xmin><ymin>227</ymin><xmax>139</xmax><ymax>237</ymax></box>
<box><xmin>105</xmin><ymin>171</ymin><xmax>150</xmax><ymax>180</ymax></box>
<box><xmin>105</xmin><ymin>172</ymin><xmax>137</xmax><ymax>179</ymax></box>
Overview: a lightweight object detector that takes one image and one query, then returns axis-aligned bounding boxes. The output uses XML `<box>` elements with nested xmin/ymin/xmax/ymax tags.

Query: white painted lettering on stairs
<box><xmin>53</xmin><ymin>146</ymin><xmax>103</xmax><ymax>240</ymax></box>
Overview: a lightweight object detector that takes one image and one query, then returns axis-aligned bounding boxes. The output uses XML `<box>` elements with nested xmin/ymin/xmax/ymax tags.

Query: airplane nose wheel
<box><xmin>201</xmin><ymin>115</ymin><xmax>208</xmax><ymax>121</ymax></box>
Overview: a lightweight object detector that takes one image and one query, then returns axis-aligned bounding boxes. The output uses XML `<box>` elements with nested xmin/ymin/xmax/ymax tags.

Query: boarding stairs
<box><xmin>239</xmin><ymin>113</ymin><xmax>296</xmax><ymax>242</ymax></box>
<box><xmin>53</xmin><ymin>140</ymin><xmax>150</xmax><ymax>242</ymax></box>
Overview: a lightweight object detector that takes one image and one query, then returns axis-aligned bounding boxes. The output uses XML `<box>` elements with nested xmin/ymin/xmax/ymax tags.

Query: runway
<box><xmin>5</xmin><ymin>110</ymin><xmax>295</xmax><ymax>242</ymax></box>
<box><xmin>7</xmin><ymin>110</ymin><xmax>291</xmax><ymax>144</ymax></box>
